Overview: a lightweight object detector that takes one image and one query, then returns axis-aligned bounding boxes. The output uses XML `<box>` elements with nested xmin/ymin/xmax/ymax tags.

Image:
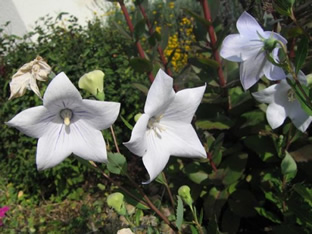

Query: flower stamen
<box><xmin>147</xmin><ymin>115</ymin><xmax>165</xmax><ymax>138</ymax></box>
<box><xmin>60</xmin><ymin>109</ymin><xmax>73</xmax><ymax>126</ymax></box>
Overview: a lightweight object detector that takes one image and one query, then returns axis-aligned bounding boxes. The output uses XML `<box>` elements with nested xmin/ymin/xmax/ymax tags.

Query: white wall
<box><xmin>0</xmin><ymin>0</ymin><xmax>110</xmax><ymax>37</ymax></box>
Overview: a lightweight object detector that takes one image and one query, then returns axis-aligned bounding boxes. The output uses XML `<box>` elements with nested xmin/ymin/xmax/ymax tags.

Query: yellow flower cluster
<box><xmin>164</xmin><ymin>17</ymin><xmax>195</xmax><ymax>72</ymax></box>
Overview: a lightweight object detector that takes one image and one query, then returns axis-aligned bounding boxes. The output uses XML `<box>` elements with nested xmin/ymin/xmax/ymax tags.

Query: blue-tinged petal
<box><xmin>263</xmin><ymin>61</ymin><xmax>286</xmax><ymax>81</ymax></box>
<box><xmin>142</xmin><ymin>132</ymin><xmax>171</xmax><ymax>184</ymax></box>
<box><xmin>77</xmin><ymin>99</ymin><xmax>120</xmax><ymax>130</ymax></box>
<box><xmin>266</xmin><ymin>102</ymin><xmax>287</xmax><ymax>129</ymax></box>
<box><xmin>236</xmin><ymin>11</ymin><xmax>264</xmax><ymax>38</ymax></box>
<box><xmin>252</xmin><ymin>84</ymin><xmax>277</xmax><ymax>104</ymax></box>
<box><xmin>36</xmin><ymin>123</ymin><xmax>71</xmax><ymax>170</ymax></box>
<box><xmin>286</xmin><ymin>101</ymin><xmax>312</xmax><ymax>132</ymax></box>
<box><xmin>144</xmin><ymin>69</ymin><xmax>175</xmax><ymax>116</ymax></box>
<box><xmin>124</xmin><ymin>114</ymin><xmax>150</xmax><ymax>156</ymax></box>
<box><xmin>160</xmin><ymin>121</ymin><xmax>206</xmax><ymax>158</ymax></box>
<box><xmin>43</xmin><ymin>72</ymin><xmax>82</xmax><ymax>112</ymax></box>
<box><xmin>71</xmin><ymin>119</ymin><xmax>108</xmax><ymax>162</ymax></box>
<box><xmin>239</xmin><ymin>52</ymin><xmax>266</xmax><ymax>90</ymax></box>
<box><xmin>6</xmin><ymin>106</ymin><xmax>57</xmax><ymax>138</ymax></box>
<box><xmin>220</xmin><ymin>34</ymin><xmax>263</xmax><ymax>62</ymax></box>
<box><xmin>163</xmin><ymin>85</ymin><xmax>206</xmax><ymax>123</ymax></box>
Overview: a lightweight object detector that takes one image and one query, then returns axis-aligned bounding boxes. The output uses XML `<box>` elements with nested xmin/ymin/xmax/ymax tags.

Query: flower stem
<box><xmin>126</xmin><ymin>174</ymin><xmax>179</xmax><ymax>232</ymax></box>
<box><xmin>207</xmin><ymin>152</ymin><xmax>217</xmax><ymax>172</ymax></box>
<box><xmin>161</xmin><ymin>172</ymin><xmax>175</xmax><ymax>208</ymax></box>
<box><xmin>199</xmin><ymin>0</ymin><xmax>226</xmax><ymax>88</ymax></box>
<box><xmin>118</xmin><ymin>0</ymin><xmax>154</xmax><ymax>83</ymax></box>
<box><xmin>88</xmin><ymin>161</ymin><xmax>148</xmax><ymax>207</ymax></box>
<box><xmin>110</xmin><ymin>125</ymin><xmax>120</xmax><ymax>154</ymax></box>
<box><xmin>137</xmin><ymin>4</ymin><xmax>172</xmax><ymax>77</ymax></box>
<box><xmin>189</xmin><ymin>205</ymin><xmax>204</xmax><ymax>234</ymax></box>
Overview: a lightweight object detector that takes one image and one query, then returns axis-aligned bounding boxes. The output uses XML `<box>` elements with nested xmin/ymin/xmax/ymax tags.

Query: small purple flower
<box><xmin>0</xmin><ymin>206</ymin><xmax>9</xmax><ymax>226</ymax></box>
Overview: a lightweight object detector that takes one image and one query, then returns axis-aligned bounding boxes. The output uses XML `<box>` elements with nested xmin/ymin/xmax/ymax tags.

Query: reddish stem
<box><xmin>207</xmin><ymin>152</ymin><xmax>217</xmax><ymax>172</ymax></box>
<box><xmin>199</xmin><ymin>0</ymin><xmax>226</xmax><ymax>88</ymax></box>
<box><xmin>138</xmin><ymin>4</ymin><xmax>173</xmax><ymax>77</ymax></box>
<box><xmin>289</xmin><ymin>38</ymin><xmax>296</xmax><ymax>59</ymax></box>
<box><xmin>119</xmin><ymin>0</ymin><xmax>154</xmax><ymax>82</ymax></box>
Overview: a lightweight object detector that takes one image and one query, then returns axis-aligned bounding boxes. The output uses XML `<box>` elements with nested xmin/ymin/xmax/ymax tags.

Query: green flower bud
<box><xmin>178</xmin><ymin>185</ymin><xmax>193</xmax><ymax>206</ymax></box>
<box><xmin>263</xmin><ymin>37</ymin><xmax>278</xmax><ymax>53</ymax></box>
<box><xmin>78</xmin><ymin>70</ymin><xmax>105</xmax><ymax>98</ymax></box>
<box><xmin>134</xmin><ymin>113</ymin><xmax>142</xmax><ymax>122</ymax></box>
<box><xmin>107</xmin><ymin>192</ymin><xmax>127</xmax><ymax>216</ymax></box>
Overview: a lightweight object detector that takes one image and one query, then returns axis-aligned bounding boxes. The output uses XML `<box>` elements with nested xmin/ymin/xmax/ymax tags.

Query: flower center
<box><xmin>287</xmin><ymin>89</ymin><xmax>296</xmax><ymax>102</ymax></box>
<box><xmin>60</xmin><ymin>109</ymin><xmax>73</xmax><ymax>126</ymax></box>
<box><xmin>147</xmin><ymin>115</ymin><xmax>165</xmax><ymax>138</ymax></box>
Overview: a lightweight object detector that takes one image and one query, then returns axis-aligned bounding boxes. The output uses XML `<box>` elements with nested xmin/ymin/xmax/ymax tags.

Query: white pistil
<box><xmin>147</xmin><ymin>115</ymin><xmax>165</xmax><ymax>138</ymax></box>
<box><xmin>60</xmin><ymin>109</ymin><xmax>73</xmax><ymax>126</ymax></box>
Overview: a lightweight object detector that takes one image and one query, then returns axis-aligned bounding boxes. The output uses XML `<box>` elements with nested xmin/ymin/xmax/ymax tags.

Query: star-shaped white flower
<box><xmin>9</xmin><ymin>56</ymin><xmax>52</xmax><ymax>99</ymax></box>
<box><xmin>220</xmin><ymin>11</ymin><xmax>287</xmax><ymax>90</ymax></box>
<box><xmin>124</xmin><ymin>69</ymin><xmax>206</xmax><ymax>183</ymax></box>
<box><xmin>252</xmin><ymin>73</ymin><xmax>312</xmax><ymax>132</ymax></box>
<box><xmin>7</xmin><ymin>72</ymin><xmax>120</xmax><ymax>170</ymax></box>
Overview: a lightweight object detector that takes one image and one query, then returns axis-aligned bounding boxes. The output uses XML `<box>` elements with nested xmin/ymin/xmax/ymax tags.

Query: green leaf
<box><xmin>120</xmin><ymin>115</ymin><xmax>133</xmax><ymax>130</ymax></box>
<box><xmin>255</xmin><ymin>207</ymin><xmax>281</xmax><ymax>224</ymax></box>
<box><xmin>107</xmin><ymin>153</ymin><xmax>128</xmax><ymax>175</ymax></box>
<box><xmin>295</xmin><ymin>36</ymin><xmax>309</xmax><ymax>74</ymax></box>
<box><xmin>130</xmin><ymin>57</ymin><xmax>153</xmax><ymax>73</ymax></box>
<box><xmin>228</xmin><ymin>189</ymin><xmax>258</xmax><ymax>217</ymax></box>
<box><xmin>183</xmin><ymin>162</ymin><xmax>209</xmax><ymax>184</ymax></box>
<box><xmin>281</xmin><ymin>151</ymin><xmax>297</xmax><ymax>182</ymax></box>
<box><xmin>243</xmin><ymin>135</ymin><xmax>275</xmax><ymax>162</ymax></box>
<box><xmin>132</xmin><ymin>83</ymin><xmax>149</xmax><ymax>95</ymax></box>
<box><xmin>195</xmin><ymin>118</ymin><xmax>232</xmax><ymax>130</ymax></box>
<box><xmin>134</xmin><ymin>19</ymin><xmax>146</xmax><ymax>39</ymax></box>
<box><xmin>176</xmin><ymin>196</ymin><xmax>184</xmax><ymax>230</ymax></box>
<box><xmin>293</xmin><ymin>184</ymin><xmax>312</xmax><ymax>206</ymax></box>
<box><xmin>118</xmin><ymin>188</ymin><xmax>150</xmax><ymax>210</ymax></box>
<box><xmin>221</xmin><ymin>153</ymin><xmax>248</xmax><ymax>186</ymax></box>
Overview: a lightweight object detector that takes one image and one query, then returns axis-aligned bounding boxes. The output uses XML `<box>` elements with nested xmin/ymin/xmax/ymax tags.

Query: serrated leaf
<box><xmin>130</xmin><ymin>57</ymin><xmax>153</xmax><ymax>73</ymax></box>
<box><xmin>281</xmin><ymin>151</ymin><xmax>297</xmax><ymax>182</ymax></box>
<box><xmin>176</xmin><ymin>196</ymin><xmax>184</xmax><ymax>230</ymax></box>
<box><xmin>107</xmin><ymin>153</ymin><xmax>128</xmax><ymax>175</ymax></box>
<box><xmin>295</xmin><ymin>36</ymin><xmax>309</xmax><ymax>74</ymax></box>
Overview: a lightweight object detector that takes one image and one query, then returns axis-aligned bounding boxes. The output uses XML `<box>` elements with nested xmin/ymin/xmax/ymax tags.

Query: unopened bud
<box><xmin>134</xmin><ymin>113</ymin><xmax>142</xmax><ymax>122</ymax></box>
<box><xmin>79</xmin><ymin>70</ymin><xmax>105</xmax><ymax>99</ymax></box>
<box><xmin>178</xmin><ymin>185</ymin><xmax>193</xmax><ymax>206</ymax></box>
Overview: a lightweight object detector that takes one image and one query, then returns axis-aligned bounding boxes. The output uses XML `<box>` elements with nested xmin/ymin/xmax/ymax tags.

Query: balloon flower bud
<box><xmin>178</xmin><ymin>185</ymin><xmax>193</xmax><ymax>206</ymax></box>
<box><xmin>79</xmin><ymin>70</ymin><xmax>105</xmax><ymax>100</ymax></box>
<box><xmin>107</xmin><ymin>192</ymin><xmax>127</xmax><ymax>216</ymax></box>
<box><xmin>134</xmin><ymin>113</ymin><xmax>142</xmax><ymax>122</ymax></box>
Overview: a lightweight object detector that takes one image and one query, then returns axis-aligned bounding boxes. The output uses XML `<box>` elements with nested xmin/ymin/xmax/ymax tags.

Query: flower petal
<box><xmin>9</xmin><ymin>73</ymin><xmax>32</xmax><ymax>99</ymax></box>
<box><xmin>124</xmin><ymin>114</ymin><xmax>150</xmax><ymax>156</ymax></box>
<box><xmin>142</xmin><ymin>132</ymin><xmax>171</xmax><ymax>184</ymax></box>
<box><xmin>6</xmin><ymin>106</ymin><xmax>57</xmax><ymax>138</ymax></box>
<box><xmin>263</xmin><ymin>60</ymin><xmax>286</xmax><ymax>81</ymax></box>
<box><xmin>220</xmin><ymin>34</ymin><xmax>263</xmax><ymax>62</ymax></box>
<box><xmin>77</xmin><ymin>99</ymin><xmax>120</xmax><ymax>130</ymax></box>
<box><xmin>263</xmin><ymin>31</ymin><xmax>287</xmax><ymax>45</ymax></box>
<box><xmin>163</xmin><ymin>85</ymin><xmax>206</xmax><ymax>123</ymax></box>
<box><xmin>266</xmin><ymin>102</ymin><xmax>287</xmax><ymax>129</ymax></box>
<box><xmin>29</xmin><ymin>75</ymin><xmax>42</xmax><ymax>98</ymax></box>
<box><xmin>236</xmin><ymin>11</ymin><xmax>264</xmax><ymax>38</ymax></box>
<box><xmin>252</xmin><ymin>84</ymin><xmax>277</xmax><ymax>104</ymax></box>
<box><xmin>144</xmin><ymin>69</ymin><xmax>175</xmax><ymax>116</ymax></box>
<box><xmin>71</xmin><ymin>119</ymin><xmax>108</xmax><ymax>162</ymax></box>
<box><xmin>36</xmin><ymin>124</ymin><xmax>72</xmax><ymax>170</ymax></box>
<box><xmin>286</xmin><ymin>101</ymin><xmax>312</xmax><ymax>132</ymax></box>
<box><xmin>43</xmin><ymin>72</ymin><xmax>82</xmax><ymax>112</ymax></box>
<box><xmin>239</xmin><ymin>52</ymin><xmax>266</xmax><ymax>90</ymax></box>
<box><xmin>160</xmin><ymin>121</ymin><xmax>206</xmax><ymax>158</ymax></box>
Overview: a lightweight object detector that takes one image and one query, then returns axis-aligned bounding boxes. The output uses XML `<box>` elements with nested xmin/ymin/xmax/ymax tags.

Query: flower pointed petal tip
<box><xmin>237</xmin><ymin>11</ymin><xmax>263</xmax><ymax>37</ymax></box>
<box><xmin>144</xmin><ymin>69</ymin><xmax>175</xmax><ymax>116</ymax></box>
<box><xmin>43</xmin><ymin>72</ymin><xmax>82</xmax><ymax>110</ymax></box>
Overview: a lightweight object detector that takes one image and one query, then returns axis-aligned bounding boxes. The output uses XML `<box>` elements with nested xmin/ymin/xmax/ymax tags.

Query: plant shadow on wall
<box><xmin>1</xmin><ymin>0</ymin><xmax>312</xmax><ymax>233</ymax></box>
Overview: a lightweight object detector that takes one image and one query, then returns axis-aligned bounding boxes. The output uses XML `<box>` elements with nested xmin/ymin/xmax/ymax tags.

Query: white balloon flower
<box><xmin>220</xmin><ymin>11</ymin><xmax>287</xmax><ymax>90</ymax></box>
<box><xmin>124</xmin><ymin>69</ymin><xmax>207</xmax><ymax>183</ymax></box>
<box><xmin>7</xmin><ymin>72</ymin><xmax>120</xmax><ymax>170</ymax></box>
